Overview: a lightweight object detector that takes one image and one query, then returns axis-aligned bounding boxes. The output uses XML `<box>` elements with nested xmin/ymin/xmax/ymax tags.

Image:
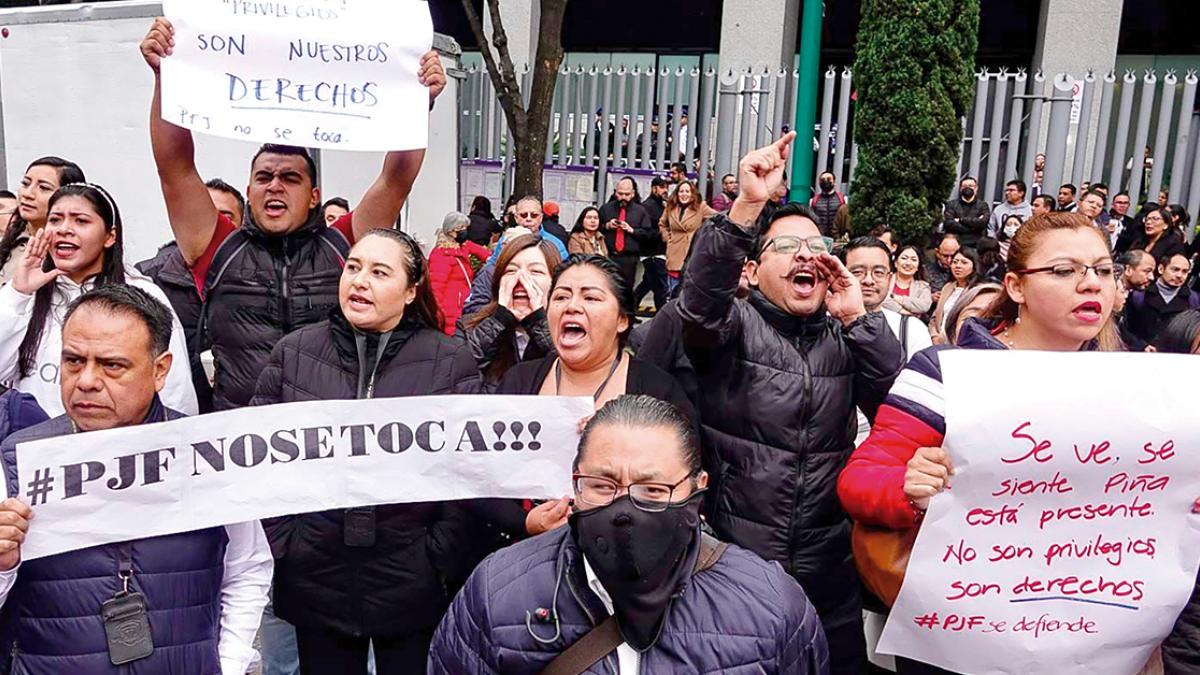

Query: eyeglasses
<box><xmin>1013</xmin><ymin>263</ymin><xmax>1123</xmax><ymax>281</ymax></box>
<box><xmin>849</xmin><ymin>266</ymin><xmax>891</xmax><ymax>281</ymax></box>
<box><xmin>516</xmin><ymin>211</ymin><xmax>541</xmax><ymax>219</ymax></box>
<box><xmin>573</xmin><ymin>472</ymin><xmax>697</xmax><ymax>512</ymax></box>
<box><xmin>759</xmin><ymin>235</ymin><xmax>832</xmax><ymax>257</ymax></box>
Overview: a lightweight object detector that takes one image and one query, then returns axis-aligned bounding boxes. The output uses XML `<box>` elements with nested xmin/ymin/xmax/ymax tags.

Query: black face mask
<box><xmin>820</xmin><ymin>180</ymin><xmax>835</xmax><ymax>193</ymax></box>
<box><xmin>571</xmin><ymin>491</ymin><xmax>705</xmax><ymax>651</ymax></box>
<box><xmin>454</xmin><ymin>229</ymin><xmax>469</xmax><ymax>244</ymax></box>
<box><xmin>960</xmin><ymin>187</ymin><xmax>975</xmax><ymax>200</ymax></box>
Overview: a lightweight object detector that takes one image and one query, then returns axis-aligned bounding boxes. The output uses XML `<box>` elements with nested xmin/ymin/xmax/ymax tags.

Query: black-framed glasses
<box><xmin>1013</xmin><ymin>262</ymin><xmax>1123</xmax><ymax>281</ymax></box>
<box><xmin>759</xmin><ymin>235</ymin><xmax>832</xmax><ymax>257</ymax></box>
<box><xmin>572</xmin><ymin>472</ymin><xmax>697</xmax><ymax>512</ymax></box>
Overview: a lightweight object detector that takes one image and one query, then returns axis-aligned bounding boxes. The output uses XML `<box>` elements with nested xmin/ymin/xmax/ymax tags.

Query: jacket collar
<box><xmin>328</xmin><ymin>308</ymin><xmax>422</xmax><ymax>384</ymax></box>
<box><xmin>242</xmin><ymin>207</ymin><xmax>326</xmax><ymax>243</ymax></box>
<box><xmin>956</xmin><ymin>317</ymin><xmax>1100</xmax><ymax>352</ymax></box>
<box><xmin>747</xmin><ymin>289</ymin><xmax>827</xmax><ymax>340</ymax></box>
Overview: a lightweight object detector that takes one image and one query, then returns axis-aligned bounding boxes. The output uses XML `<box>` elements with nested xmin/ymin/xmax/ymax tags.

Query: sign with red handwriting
<box><xmin>878</xmin><ymin>350</ymin><xmax>1200</xmax><ymax>675</ymax></box>
<box><xmin>161</xmin><ymin>0</ymin><xmax>433</xmax><ymax>151</ymax></box>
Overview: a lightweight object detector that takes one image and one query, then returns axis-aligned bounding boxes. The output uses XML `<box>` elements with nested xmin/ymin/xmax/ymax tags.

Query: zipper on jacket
<box><xmin>785</xmin><ymin>346</ymin><xmax>814</xmax><ymax>578</ymax></box>
<box><xmin>276</xmin><ymin>243</ymin><xmax>292</xmax><ymax>333</ymax></box>
<box><xmin>9</xmin><ymin>642</ymin><xmax>19</xmax><ymax>669</ymax></box>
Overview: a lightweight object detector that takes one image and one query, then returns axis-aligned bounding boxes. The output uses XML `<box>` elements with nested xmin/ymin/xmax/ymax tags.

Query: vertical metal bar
<box><xmin>1021</xmin><ymin>72</ymin><xmax>1047</xmax><ymax>185</ymax></box>
<box><xmin>1109</xmin><ymin>70</ymin><xmax>1138</xmax><ymax>192</ymax></box>
<box><xmin>613</xmin><ymin>66</ymin><xmax>628</xmax><ymax>169</ymax></box>
<box><xmin>491</xmin><ymin>78</ymin><xmax>503</xmax><ymax>161</ymax></box>
<box><xmin>1004</xmin><ymin>70</ymin><xmax>1027</xmax><ymax>182</ymax></box>
<box><xmin>833</xmin><ymin>67</ymin><xmax>853</xmax><ymax>187</ymax></box>
<box><xmin>478</xmin><ymin>72</ymin><xmax>491</xmax><ymax>159</ymax></box>
<box><xmin>640</xmin><ymin>67</ymin><xmax>654</xmax><ymax>169</ymax></box>
<box><xmin>1091</xmin><ymin>72</ymin><xmax>1117</xmax><ymax>183</ymax></box>
<box><xmin>574</xmin><ymin>66</ymin><xmax>588</xmax><ymax>166</ymax></box>
<box><xmin>737</xmin><ymin>73</ymin><xmax>754</xmax><ymax>168</ymax></box>
<box><xmin>466</xmin><ymin>67</ymin><xmax>478</xmax><ymax>160</ymax></box>
<box><xmin>1148</xmin><ymin>71</ymin><xmax>1178</xmax><ymax>201</ymax></box>
<box><xmin>1069</xmin><ymin>72</ymin><xmax>1095</xmax><ymax>186</ymax></box>
<box><xmin>785</xmin><ymin>66</ymin><xmax>799</xmax><ymax>138</ymax></box>
<box><xmin>816</xmin><ymin>66</ymin><xmax>836</xmax><ymax>179</ymax></box>
<box><xmin>956</xmin><ymin>116</ymin><xmax>968</xmax><ymax>182</ymax></box>
<box><xmin>1127</xmin><ymin>71</ymin><xmax>1157</xmax><ymax>207</ymax></box>
<box><xmin>968</xmin><ymin>70</ymin><xmax>989</xmax><ymax>181</ymax></box>
<box><xmin>546</xmin><ymin>70</ymin><xmax>561</xmax><ymax>166</ymax></box>
<box><xmin>1042</xmin><ymin>74</ymin><xmax>1074</xmax><ymax>198</ymax></box>
<box><xmin>746</xmin><ymin>71</ymin><xmax>762</xmax><ymax>152</ymax></box>
<box><xmin>984</xmin><ymin>71</ymin><xmax>1009</xmax><ymax>202</ymax></box>
<box><xmin>697</xmin><ymin>66</ymin><xmax>717</xmax><ymax>197</ymax></box>
<box><xmin>1188</xmin><ymin>119</ymin><xmax>1200</xmax><ymax>238</ymax></box>
<box><xmin>1170</xmin><ymin>72</ymin><xmax>1199</xmax><ymax>203</ymax></box>
<box><xmin>597</xmin><ymin>67</ymin><xmax>614</xmax><ymax>194</ymax></box>
<box><xmin>655</xmin><ymin>67</ymin><xmax>670</xmax><ymax>170</ymax></box>
<box><xmin>715</xmin><ymin>69</ymin><xmax>739</xmax><ymax>181</ymax></box>
<box><xmin>761</xmin><ymin>69</ymin><xmax>777</xmax><ymax>143</ymax></box>
<box><xmin>626</xmin><ymin>66</ymin><xmax>641</xmax><ymax>168</ymax></box>
<box><xmin>556</xmin><ymin>67</ymin><xmax>571</xmax><ymax>166</ymax></box>
<box><xmin>669</xmin><ymin>67</ymin><xmax>686</xmax><ymax>163</ymax></box>
<box><xmin>584</xmin><ymin>66</ymin><xmax>600</xmax><ymax>167</ymax></box>
<box><xmin>772</xmin><ymin>68</ymin><xmax>788</xmax><ymax>137</ymax></box>
<box><xmin>686</xmin><ymin>66</ymin><xmax>701</xmax><ymax>169</ymax></box>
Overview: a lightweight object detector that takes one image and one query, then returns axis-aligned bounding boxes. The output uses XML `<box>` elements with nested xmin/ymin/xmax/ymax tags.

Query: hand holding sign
<box><xmin>905</xmin><ymin>446</ymin><xmax>954</xmax><ymax>511</ymax></box>
<box><xmin>0</xmin><ymin>499</ymin><xmax>33</xmax><ymax>572</ymax></box>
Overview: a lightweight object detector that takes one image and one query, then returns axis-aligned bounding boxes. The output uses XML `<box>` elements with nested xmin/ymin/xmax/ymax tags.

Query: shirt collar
<box><xmin>582</xmin><ymin>555</ymin><xmax>616</xmax><ymax>615</ymax></box>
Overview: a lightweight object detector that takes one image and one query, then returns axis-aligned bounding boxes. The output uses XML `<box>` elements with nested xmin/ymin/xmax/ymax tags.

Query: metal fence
<box><xmin>459</xmin><ymin>61</ymin><xmax>1200</xmax><ymax>230</ymax></box>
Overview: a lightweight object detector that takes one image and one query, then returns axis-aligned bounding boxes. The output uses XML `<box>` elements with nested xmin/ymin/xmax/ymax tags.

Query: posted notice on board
<box><xmin>160</xmin><ymin>0</ymin><xmax>433</xmax><ymax>152</ymax></box>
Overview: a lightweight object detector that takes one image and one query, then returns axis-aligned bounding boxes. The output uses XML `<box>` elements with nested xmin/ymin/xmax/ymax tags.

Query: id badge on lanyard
<box><xmin>100</xmin><ymin>545</ymin><xmax>154</xmax><ymax>665</ymax></box>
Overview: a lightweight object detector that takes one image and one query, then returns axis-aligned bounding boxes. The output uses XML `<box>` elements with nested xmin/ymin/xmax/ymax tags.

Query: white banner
<box><xmin>160</xmin><ymin>0</ymin><xmax>433</xmax><ymax>151</ymax></box>
<box><xmin>879</xmin><ymin>351</ymin><xmax>1200</xmax><ymax>674</ymax></box>
<box><xmin>15</xmin><ymin>395</ymin><xmax>594</xmax><ymax>561</ymax></box>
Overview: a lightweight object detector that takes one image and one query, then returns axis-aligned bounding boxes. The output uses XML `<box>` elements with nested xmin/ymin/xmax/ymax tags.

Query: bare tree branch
<box><xmin>460</xmin><ymin>0</ymin><xmax>526</xmax><ymax>134</ymax></box>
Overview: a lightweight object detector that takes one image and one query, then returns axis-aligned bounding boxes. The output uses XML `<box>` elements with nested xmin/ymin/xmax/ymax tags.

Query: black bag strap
<box><xmin>538</xmin><ymin>534</ymin><xmax>728</xmax><ymax>675</ymax></box>
<box><xmin>898</xmin><ymin>314</ymin><xmax>911</xmax><ymax>361</ymax></box>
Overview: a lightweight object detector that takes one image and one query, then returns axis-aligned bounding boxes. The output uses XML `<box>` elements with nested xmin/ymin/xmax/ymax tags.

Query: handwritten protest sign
<box><xmin>160</xmin><ymin>0</ymin><xmax>433</xmax><ymax>151</ymax></box>
<box><xmin>878</xmin><ymin>351</ymin><xmax>1200</xmax><ymax>675</ymax></box>
<box><xmin>15</xmin><ymin>395</ymin><xmax>593</xmax><ymax>561</ymax></box>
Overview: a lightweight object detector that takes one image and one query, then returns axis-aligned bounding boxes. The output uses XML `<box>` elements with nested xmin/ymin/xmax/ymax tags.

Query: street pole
<box><xmin>789</xmin><ymin>0</ymin><xmax>823</xmax><ymax>203</ymax></box>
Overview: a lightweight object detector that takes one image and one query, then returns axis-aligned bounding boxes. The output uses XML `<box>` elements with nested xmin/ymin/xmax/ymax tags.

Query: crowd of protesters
<box><xmin>0</xmin><ymin>15</ymin><xmax>1195</xmax><ymax>675</ymax></box>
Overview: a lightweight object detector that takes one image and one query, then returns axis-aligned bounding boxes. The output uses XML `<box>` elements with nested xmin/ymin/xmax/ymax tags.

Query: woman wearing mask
<box><xmin>838</xmin><ymin>211</ymin><xmax>1124</xmax><ymax>675</ymax></box>
<box><xmin>428</xmin><ymin>211</ymin><xmax>491</xmax><ymax>335</ymax></box>
<box><xmin>252</xmin><ymin>228</ymin><xmax>479</xmax><ymax>674</ymax></box>
<box><xmin>567</xmin><ymin>206</ymin><xmax>608</xmax><ymax>256</ymax></box>
<box><xmin>929</xmin><ymin>248</ymin><xmax>981</xmax><ymax>344</ymax></box>
<box><xmin>0</xmin><ymin>157</ymin><xmax>86</xmax><ymax>284</ymax></box>
<box><xmin>1133</xmin><ymin>207</ymin><xmax>1186</xmax><ymax>264</ymax></box>
<box><xmin>0</xmin><ymin>183</ymin><xmax>197</xmax><ymax>415</ymax></box>
<box><xmin>494</xmin><ymin>254</ymin><xmax>694</xmax><ymax>535</ymax></box>
<box><xmin>459</xmin><ymin>234</ymin><xmax>561</xmax><ymax>392</ymax></box>
<box><xmin>659</xmin><ymin>181</ymin><xmax>716</xmax><ymax>293</ymax></box>
<box><xmin>997</xmin><ymin>213</ymin><xmax>1023</xmax><ymax>259</ymax></box>
<box><xmin>885</xmin><ymin>245</ymin><xmax>932</xmax><ymax>317</ymax></box>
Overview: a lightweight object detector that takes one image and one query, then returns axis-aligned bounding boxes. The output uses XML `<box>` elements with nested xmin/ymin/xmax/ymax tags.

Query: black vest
<box><xmin>205</xmin><ymin>212</ymin><xmax>349</xmax><ymax>411</ymax></box>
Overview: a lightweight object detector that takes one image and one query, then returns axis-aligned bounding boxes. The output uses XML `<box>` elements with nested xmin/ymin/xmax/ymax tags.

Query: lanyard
<box><xmin>554</xmin><ymin>351</ymin><xmax>623</xmax><ymax>402</ymax></box>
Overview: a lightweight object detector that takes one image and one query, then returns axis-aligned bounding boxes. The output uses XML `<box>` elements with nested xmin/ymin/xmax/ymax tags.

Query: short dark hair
<box><xmin>651</xmin><ymin>176</ymin><xmax>670</xmax><ymax>187</ymax></box>
<box><xmin>959</xmin><ymin>175</ymin><xmax>977</xmax><ymax>185</ymax></box>
<box><xmin>753</xmin><ymin>202</ymin><xmax>822</xmax><ymax>257</ymax></box>
<box><xmin>322</xmin><ymin>197</ymin><xmax>350</xmax><ymax>214</ymax></box>
<box><xmin>1033</xmin><ymin>195</ymin><xmax>1057</xmax><ymax>211</ymax></box>
<box><xmin>64</xmin><ymin>285</ymin><xmax>173</xmax><ymax>357</ymax></box>
<box><xmin>1156</xmin><ymin>310</ymin><xmax>1200</xmax><ymax>354</ymax></box>
<box><xmin>1059</xmin><ymin>183</ymin><xmax>1077</xmax><ymax>195</ymax></box>
<box><xmin>205</xmin><ymin>178</ymin><xmax>246</xmax><ymax>210</ymax></box>
<box><xmin>1006</xmin><ymin>179</ymin><xmax>1027</xmax><ymax>195</ymax></box>
<box><xmin>575</xmin><ymin>395</ymin><xmax>700</xmax><ymax>474</ymax></box>
<box><xmin>1082</xmin><ymin>189</ymin><xmax>1107</xmax><ymax>206</ymax></box>
<box><xmin>841</xmin><ymin>236</ymin><xmax>894</xmax><ymax>272</ymax></box>
<box><xmin>251</xmin><ymin>144</ymin><xmax>318</xmax><ymax>185</ymax></box>
<box><xmin>670</xmin><ymin>161</ymin><xmax>687</xmax><ymax>174</ymax></box>
<box><xmin>0</xmin><ymin>190</ymin><xmax>15</xmax><ymax>200</ymax></box>
<box><xmin>721</xmin><ymin>173</ymin><xmax>735</xmax><ymax>181</ymax></box>
<box><xmin>1118</xmin><ymin>249</ymin><xmax>1150</xmax><ymax>268</ymax></box>
<box><xmin>1091</xmin><ymin>182</ymin><xmax>1109</xmax><ymax>195</ymax></box>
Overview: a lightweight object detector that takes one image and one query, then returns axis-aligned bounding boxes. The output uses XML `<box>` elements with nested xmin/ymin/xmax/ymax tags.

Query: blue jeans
<box><xmin>260</xmin><ymin>599</ymin><xmax>300</xmax><ymax>675</ymax></box>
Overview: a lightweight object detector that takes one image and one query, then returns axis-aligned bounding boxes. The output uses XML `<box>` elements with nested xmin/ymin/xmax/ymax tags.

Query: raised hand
<box><xmin>418</xmin><ymin>50</ymin><xmax>447</xmax><ymax>103</ymax></box>
<box><xmin>729</xmin><ymin>131</ymin><xmax>796</xmax><ymax>230</ymax></box>
<box><xmin>141</xmin><ymin>17</ymin><xmax>175</xmax><ymax>74</ymax></box>
<box><xmin>814</xmin><ymin>252</ymin><xmax>865</xmax><ymax>326</ymax></box>
<box><xmin>497</xmin><ymin>271</ymin><xmax>516</xmax><ymax>310</ymax></box>
<box><xmin>12</xmin><ymin>228</ymin><xmax>63</xmax><ymax>296</ymax></box>
<box><xmin>518</xmin><ymin>270</ymin><xmax>546</xmax><ymax>313</ymax></box>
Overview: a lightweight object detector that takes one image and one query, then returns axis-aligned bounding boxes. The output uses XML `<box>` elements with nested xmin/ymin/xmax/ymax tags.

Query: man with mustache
<box><xmin>430</xmin><ymin>395</ymin><xmax>828</xmax><ymax>673</ymax></box>
<box><xmin>677</xmin><ymin>133</ymin><xmax>904</xmax><ymax>674</ymax></box>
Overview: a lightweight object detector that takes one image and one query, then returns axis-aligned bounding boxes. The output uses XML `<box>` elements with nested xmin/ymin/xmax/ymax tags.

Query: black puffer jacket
<box><xmin>137</xmin><ymin>242</ymin><xmax>214</xmax><ymax>413</ymax></box>
<box><xmin>942</xmin><ymin>197</ymin><xmax>991</xmax><ymax>248</ymax></box>
<box><xmin>678</xmin><ymin>214</ymin><xmax>904</xmax><ymax>631</ymax></box>
<box><xmin>1165</xmin><ymin>577</ymin><xmax>1200</xmax><ymax>674</ymax></box>
<box><xmin>250</xmin><ymin>310</ymin><xmax>482</xmax><ymax>637</ymax></box>
<box><xmin>457</xmin><ymin>306</ymin><xmax>553</xmax><ymax>392</ymax></box>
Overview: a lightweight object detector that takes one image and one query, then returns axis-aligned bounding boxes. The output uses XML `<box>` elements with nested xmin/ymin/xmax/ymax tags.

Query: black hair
<box><xmin>959</xmin><ymin>175</ymin><xmax>978</xmax><ymax>185</ymax></box>
<box><xmin>1081</xmin><ymin>189</ymin><xmax>1107</xmax><ymax>206</ymax></box>
<box><xmin>1033</xmin><ymin>195</ymin><xmax>1057</xmax><ymax>212</ymax></box>
<box><xmin>650</xmin><ymin>176</ymin><xmax>669</xmax><ymax>188</ymax></box>
<box><xmin>551</xmin><ymin>254</ymin><xmax>634</xmax><ymax>347</ymax></box>
<box><xmin>1006</xmin><ymin>179</ymin><xmax>1028</xmax><ymax>194</ymax></box>
<box><xmin>868</xmin><ymin>224</ymin><xmax>895</xmax><ymax>243</ymax></box>
<box><xmin>1165</xmin><ymin>203</ymin><xmax>1190</xmax><ymax>231</ymax></box>
<box><xmin>670</xmin><ymin>161</ymin><xmax>688</xmax><ymax>174</ymax></box>
<box><xmin>1059</xmin><ymin>183</ymin><xmax>1077</xmax><ymax>196</ymax></box>
<box><xmin>575</xmin><ymin>394</ymin><xmax>701</xmax><ymax>474</ymax></box>
<box><xmin>355</xmin><ymin>228</ymin><xmax>441</xmax><ymax>331</ymax></box>
<box><xmin>321</xmin><ymin>197</ymin><xmax>350</xmax><ymax>216</ymax></box>
<box><xmin>251</xmin><ymin>144</ymin><xmax>318</xmax><ymax>185</ymax></box>
<box><xmin>976</xmin><ymin>237</ymin><xmax>1005</xmax><ymax>281</ymax></box>
<box><xmin>998</xmin><ymin>213</ymin><xmax>1024</xmax><ymax>242</ymax></box>
<box><xmin>893</xmin><ymin>244</ymin><xmax>928</xmax><ymax>282</ymax></box>
<box><xmin>0</xmin><ymin>157</ymin><xmax>86</xmax><ymax>271</ymax></box>
<box><xmin>570</xmin><ymin>206</ymin><xmax>602</xmax><ymax>235</ymax></box>
<box><xmin>64</xmin><ymin>284</ymin><xmax>172</xmax><ymax>358</ymax></box>
<box><xmin>470</xmin><ymin>195</ymin><xmax>493</xmax><ymax>216</ymax></box>
<box><xmin>0</xmin><ymin>190</ymin><xmax>15</xmax><ymax>200</ymax></box>
<box><xmin>20</xmin><ymin>183</ymin><xmax>127</xmax><ymax>378</ymax></box>
<box><xmin>1091</xmin><ymin>182</ymin><xmax>1109</xmax><ymax>194</ymax></box>
<box><xmin>1117</xmin><ymin>249</ymin><xmax>1150</xmax><ymax>268</ymax></box>
<box><xmin>950</xmin><ymin>247</ymin><xmax>982</xmax><ymax>287</ymax></box>
<box><xmin>205</xmin><ymin>178</ymin><xmax>246</xmax><ymax>221</ymax></box>
<box><xmin>752</xmin><ymin>201</ymin><xmax>822</xmax><ymax>258</ymax></box>
<box><xmin>841</xmin><ymin>236</ymin><xmax>894</xmax><ymax>272</ymax></box>
<box><xmin>1155</xmin><ymin>310</ymin><xmax>1200</xmax><ymax>354</ymax></box>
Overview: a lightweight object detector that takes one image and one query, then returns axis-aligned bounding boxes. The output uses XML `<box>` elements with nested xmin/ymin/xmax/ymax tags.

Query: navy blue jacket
<box><xmin>428</xmin><ymin>527</ymin><xmax>828</xmax><ymax>674</ymax></box>
<box><xmin>0</xmin><ymin>401</ymin><xmax>228</xmax><ymax>675</ymax></box>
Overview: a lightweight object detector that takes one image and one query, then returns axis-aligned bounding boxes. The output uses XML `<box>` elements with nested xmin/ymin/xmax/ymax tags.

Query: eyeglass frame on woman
<box><xmin>758</xmin><ymin>235</ymin><xmax>833</xmax><ymax>258</ymax></box>
<box><xmin>572</xmin><ymin>471</ymin><xmax>699</xmax><ymax>512</ymax></box>
<box><xmin>1012</xmin><ymin>262</ymin><xmax>1123</xmax><ymax>281</ymax></box>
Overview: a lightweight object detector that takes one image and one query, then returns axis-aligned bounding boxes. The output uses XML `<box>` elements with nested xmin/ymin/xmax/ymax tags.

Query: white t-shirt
<box><xmin>855</xmin><ymin>309</ymin><xmax>934</xmax><ymax>446</ymax></box>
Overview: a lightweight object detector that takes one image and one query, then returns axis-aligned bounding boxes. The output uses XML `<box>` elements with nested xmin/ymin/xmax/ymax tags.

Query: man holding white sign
<box><xmin>141</xmin><ymin>5</ymin><xmax>446</xmax><ymax>414</ymax></box>
<box><xmin>0</xmin><ymin>285</ymin><xmax>272</xmax><ymax>675</ymax></box>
